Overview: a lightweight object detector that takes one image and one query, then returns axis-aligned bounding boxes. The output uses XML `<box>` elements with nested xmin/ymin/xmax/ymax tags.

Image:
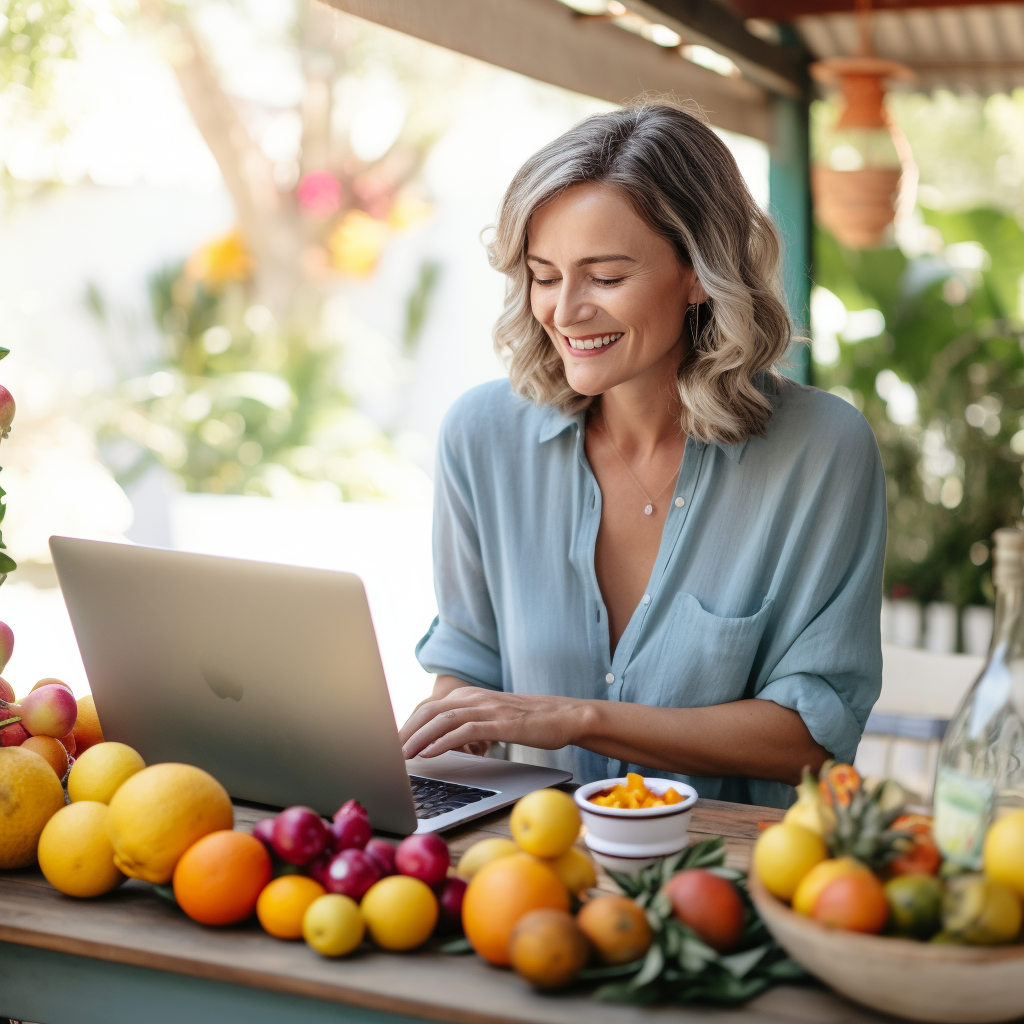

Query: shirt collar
<box><xmin>538</xmin><ymin>405</ymin><xmax>585</xmax><ymax>443</ymax></box>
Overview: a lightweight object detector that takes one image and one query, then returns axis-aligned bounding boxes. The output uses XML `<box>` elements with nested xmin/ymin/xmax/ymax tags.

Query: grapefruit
<box><xmin>107</xmin><ymin>763</ymin><xmax>233</xmax><ymax>883</ymax></box>
<box><xmin>462</xmin><ymin>852</ymin><xmax>569</xmax><ymax>965</ymax></box>
<box><xmin>0</xmin><ymin>746</ymin><xmax>66</xmax><ymax>868</ymax></box>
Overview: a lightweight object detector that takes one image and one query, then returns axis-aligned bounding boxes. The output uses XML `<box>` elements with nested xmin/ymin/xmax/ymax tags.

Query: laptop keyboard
<box><xmin>409</xmin><ymin>775</ymin><xmax>497</xmax><ymax>820</ymax></box>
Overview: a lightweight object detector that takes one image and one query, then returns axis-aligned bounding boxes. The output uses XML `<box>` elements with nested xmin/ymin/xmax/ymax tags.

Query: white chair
<box><xmin>854</xmin><ymin>643</ymin><xmax>984</xmax><ymax>800</ymax></box>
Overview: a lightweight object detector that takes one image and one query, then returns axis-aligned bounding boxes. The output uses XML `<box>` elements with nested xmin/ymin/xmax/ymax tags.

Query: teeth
<box><xmin>566</xmin><ymin>332</ymin><xmax>623</xmax><ymax>350</ymax></box>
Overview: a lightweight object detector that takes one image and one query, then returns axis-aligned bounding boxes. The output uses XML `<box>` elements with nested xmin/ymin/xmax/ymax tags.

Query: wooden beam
<box><xmin>731</xmin><ymin>0</ymin><xmax>1020</xmax><ymax>20</ymax></box>
<box><xmin>320</xmin><ymin>0</ymin><xmax>772</xmax><ymax>142</ymax></box>
<box><xmin>623</xmin><ymin>0</ymin><xmax>809</xmax><ymax>98</ymax></box>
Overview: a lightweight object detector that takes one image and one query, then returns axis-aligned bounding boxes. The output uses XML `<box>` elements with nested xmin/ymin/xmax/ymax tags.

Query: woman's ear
<box><xmin>687</xmin><ymin>274</ymin><xmax>709</xmax><ymax>305</ymax></box>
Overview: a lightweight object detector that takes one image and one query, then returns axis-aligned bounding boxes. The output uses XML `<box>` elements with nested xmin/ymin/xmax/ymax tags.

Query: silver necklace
<box><xmin>602</xmin><ymin>424</ymin><xmax>680</xmax><ymax>516</ymax></box>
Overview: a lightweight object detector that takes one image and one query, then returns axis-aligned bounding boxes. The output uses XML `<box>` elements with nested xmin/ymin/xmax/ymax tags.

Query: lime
<box><xmin>884</xmin><ymin>874</ymin><xmax>942</xmax><ymax>940</ymax></box>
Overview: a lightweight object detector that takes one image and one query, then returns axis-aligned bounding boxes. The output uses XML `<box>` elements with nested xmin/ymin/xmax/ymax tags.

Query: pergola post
<box><xmin>768</xmin><ymin>88</ymin><xmax>813</xmax><ymax>385</ymax></box>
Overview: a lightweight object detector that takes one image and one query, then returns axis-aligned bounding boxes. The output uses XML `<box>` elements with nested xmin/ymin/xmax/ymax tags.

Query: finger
<box><xmin>398</xmin><ymin>687</ymin><xmax>489</xmax><ymax>744</ymax></box>
<box><xmin>418</xmin><ymin>721</ymin><xmax>494</xmax><ymax>758</ymax></box>
<box><xmin>401</xmin><ymin>705</ymin><xmax>481</xmax><ymax>759</ymax></box>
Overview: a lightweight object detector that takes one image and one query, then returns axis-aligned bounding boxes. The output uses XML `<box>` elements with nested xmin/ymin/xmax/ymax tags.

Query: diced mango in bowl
<box><xmin>589</xmin><ymin>772</ymin><xmax>684</xmax><ymax>809</ymax></box>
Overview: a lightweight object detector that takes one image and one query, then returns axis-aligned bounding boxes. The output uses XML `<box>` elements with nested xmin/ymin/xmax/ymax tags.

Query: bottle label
<box><xmin>933</xmin><ymin>767</ymin><xmax>994</xmax><ymax>867</ymax></box>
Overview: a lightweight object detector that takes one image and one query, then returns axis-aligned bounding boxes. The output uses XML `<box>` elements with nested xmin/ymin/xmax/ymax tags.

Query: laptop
<box><xmin>49</xmin><ymin>536</ymin><xmax>571</xmax><ymax>834</ymax></box>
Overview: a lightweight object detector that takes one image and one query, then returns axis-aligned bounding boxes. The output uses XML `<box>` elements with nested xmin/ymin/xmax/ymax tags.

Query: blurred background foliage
<box><xmin>811</xmin><ymin>91</ymin><xmax>1024</xmax><ymax>610</ymax></box>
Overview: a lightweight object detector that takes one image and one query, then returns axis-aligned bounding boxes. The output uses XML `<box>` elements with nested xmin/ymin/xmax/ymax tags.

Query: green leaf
<box><xmin>437</xmin><ymin>935</ymin><xmax>473</xmax><ymax>955</ymax></box>
<box><xmin>152</xmin><ymin>883</ymin><xmax>177</xmax><ymax>904</ymax></box>
<box><xmin>718</xmin><ymin>944</ymin><xmax>769</xmax><ymax>979</ymax></box>
<box><xmin>0</xmin><ymin>553</ymin><xmax>17</xmax><ymax>574</ymax></box>
<box><xmin>0</xmin><ymin>348</ymin><xmax>9</xmax><ymax>361</ymax></box>
<box><xmin>579</xmin><ymin>960</ymin><xmax>644</xmax><ymax>982</ymax></box>
<box><xmin>629</xmin><ymin>943</ymin><xmax>665</xmax><ymax>989</ymax></box>
<box><xmin>678</xmin><ymin>932</ymin><xmax>718</xmax><ymax>973</ymax></box>
<box><xmin>593</xmin><ymin>981</ymin><xmax>660</xmax><ymax>1004</ymax></box>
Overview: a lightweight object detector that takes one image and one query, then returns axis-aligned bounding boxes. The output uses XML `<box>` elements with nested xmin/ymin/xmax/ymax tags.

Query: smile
<box><xmin>562</xmin><ymin>332</ymin><xmax>623</xmax><ymax>352</ymax></box>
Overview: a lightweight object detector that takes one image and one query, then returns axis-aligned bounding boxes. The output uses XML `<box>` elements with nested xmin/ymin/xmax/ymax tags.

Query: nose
<box><xmin>553</xmin><ymin>276</ymin><xmax>598</xmax><ymax>333</ymax></box>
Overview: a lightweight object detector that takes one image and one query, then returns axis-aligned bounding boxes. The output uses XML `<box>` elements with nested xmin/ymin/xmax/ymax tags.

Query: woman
<box><xmin>400</xmin><ymin>100</ymin><xmax>885</xmax><ymax>807</ymax></box>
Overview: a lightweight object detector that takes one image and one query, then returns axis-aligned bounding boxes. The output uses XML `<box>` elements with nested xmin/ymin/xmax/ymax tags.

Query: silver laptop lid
<box><xmin>50</xmin><ymin>535</ymin><xmax>418</xmax><ymax>834</ymax></box>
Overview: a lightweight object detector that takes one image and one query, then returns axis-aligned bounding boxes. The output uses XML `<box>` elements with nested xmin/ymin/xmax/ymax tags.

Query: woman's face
<box><xmin>527</xmin><ymin>182</ymin><xmax>705</xmax><ymax>400</ymax></box>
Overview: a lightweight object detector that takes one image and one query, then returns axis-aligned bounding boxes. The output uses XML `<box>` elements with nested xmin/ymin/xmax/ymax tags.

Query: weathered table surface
<box><xmin>0</xmin><ymin>797</ymin><xmax>895</xmax><ymax>1024</ymax></box>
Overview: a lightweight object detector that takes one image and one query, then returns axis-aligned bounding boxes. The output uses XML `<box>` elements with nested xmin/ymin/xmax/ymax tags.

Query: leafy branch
<box><xmin>585</xmin><ymin>838</ymin><xmax>805</xmax><ymax>1006</ymax></box>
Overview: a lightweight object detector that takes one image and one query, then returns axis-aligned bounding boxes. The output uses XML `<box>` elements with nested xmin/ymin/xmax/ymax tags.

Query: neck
<box><xmin>595</xmin><ymin>343</ymin><xmax>685</xmax><ymax>457</ymax></box>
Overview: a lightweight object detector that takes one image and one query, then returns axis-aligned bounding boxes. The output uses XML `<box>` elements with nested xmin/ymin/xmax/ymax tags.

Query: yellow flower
<box><xmin>328</xmin><ymin>211</ymin><xmax>390</xmax><ymax>277</ymax></box>
<box><xmin>186</xmin><ymin>230</ymin><xmax>252</xmax><ymax>286</ymax></box>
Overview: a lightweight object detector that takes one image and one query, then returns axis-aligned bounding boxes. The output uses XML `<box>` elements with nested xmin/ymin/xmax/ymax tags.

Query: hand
<box><xmin>399</xmin><ymin>687</ymin><xmax>585</xmax><ymax>759</ymax></box>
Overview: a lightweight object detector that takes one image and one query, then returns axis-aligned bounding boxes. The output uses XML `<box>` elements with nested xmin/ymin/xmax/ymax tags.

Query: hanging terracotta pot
<box><xmin>810</xmin><ymin>56</ymin><xmax>916</xmax><ymax>249</ymax></box>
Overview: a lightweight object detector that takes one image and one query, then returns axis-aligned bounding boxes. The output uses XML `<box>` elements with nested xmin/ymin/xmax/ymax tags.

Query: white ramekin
<box><xmin>574</xmin><ymin>776</ymin><xmax>699</xmax><ymax>875</ymax></box>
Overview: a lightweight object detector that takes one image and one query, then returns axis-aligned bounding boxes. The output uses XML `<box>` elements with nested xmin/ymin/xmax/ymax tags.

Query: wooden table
<box><xmin>0</xmin><ymin>799</ymin><xmax>890</xmax><ymax>1024</ymax></box>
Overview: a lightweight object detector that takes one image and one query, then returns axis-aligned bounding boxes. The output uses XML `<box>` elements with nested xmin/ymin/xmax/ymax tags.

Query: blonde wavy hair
<box><xmin>487</xmin><ymin>99</ymin><xmax>793</xmax><ymax>445</ymax></box>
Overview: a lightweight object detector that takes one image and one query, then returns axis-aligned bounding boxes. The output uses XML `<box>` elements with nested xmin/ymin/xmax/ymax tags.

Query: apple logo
<box><xmin>201</xmin><ymin>667</ymin><xmax>244</xmax><ymax>702</ymax></box>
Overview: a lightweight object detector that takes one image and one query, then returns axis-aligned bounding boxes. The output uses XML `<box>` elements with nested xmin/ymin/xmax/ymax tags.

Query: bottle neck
<box><xmin>994</xmin><ymin>579</ymin><xmax>1024</xmax><ymax>656</ymax></box>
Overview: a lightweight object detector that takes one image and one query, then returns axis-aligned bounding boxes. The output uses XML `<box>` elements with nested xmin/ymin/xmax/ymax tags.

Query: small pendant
<box><xmin>644</xmin><ymin>503</ymin><xmax>653</xmax><ymax>516</ymax></box>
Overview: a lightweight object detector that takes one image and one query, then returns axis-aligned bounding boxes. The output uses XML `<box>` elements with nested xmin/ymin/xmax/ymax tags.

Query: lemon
<box><xmin>107</xmin><ymin>763</ymin><xmax>234</xmax><ymax>883</ymax></box>
<box><xmin>983</xmin><ymin>810</ymin><xmax>1024</xmax><ymax>899</ymax></box>
<box><xmin>510</xmin><ymin>789</ymin><xmax>580</xmax><ymax>859</ymax></box>
<box><xmin>302</xmin><ymin>894</ymin><xmax>365</xmax><ymax>957</ymax></box>
<box><xmin>67</xmin><ymin>742</ymin><xmax>145</xmax><ymax>804</ymax></box>
<box><xmin>38</xmin><ymin>801</ymin><xmax>125</xmax><ymax>898</ymax></box>
<box><xmin>791</xmin><ymin>857</ymin><xmax>868</xmax><ymax>917</ymax></box>
<box><xmin>943</xmin><ymin>874</ymin><xmax>1023</xmax><ymax>945</ymax></box>
<box><xmin>0</xmin><ymin>746</ymin><xmax>66</xmax><ymax>869</ymax></box>
<box><xmin>360</xmin><ymin>875</ymin><xmax>438</xmax><ymax>950</ymax></box>
<box><xmin>752</xmin><ymin>823</ymin><xmax>828</xmax><ymax>901</ymax></box>
<box><xmin>456</xmin><ymin>837</ymin><xmax>519</xmax><ymax>880</ymax></box>
<box><xmin>547</xmin><ymin>846</ymin><xmax>597</xmax><ymax>895</ymax></box>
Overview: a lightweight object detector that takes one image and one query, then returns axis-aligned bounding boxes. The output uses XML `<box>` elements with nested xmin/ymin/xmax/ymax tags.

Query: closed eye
<box><xmin>532</xmin><ymin>277</ymin><xmax>560</xmax><ymax>286</ymax></box>
<box><xmin>594</xmin><ymin>277</ymin><xmax>624</xmax><ymax>286</ymax></box>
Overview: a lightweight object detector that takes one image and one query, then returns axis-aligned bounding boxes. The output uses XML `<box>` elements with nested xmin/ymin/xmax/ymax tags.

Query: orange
<box><xmin>72</xmin><ymin>695</ymin><xmax>104</xmax><ymax>755</ymax></box>
<box><xmin>462</xmin><ymin>852</ymin><xmax>569</xmax><ymax>965</ymax></box>
<box><xmin>576</xmin><ymin>895</ymin><xmax>652</xmax><ymax>965</ymax></box>
<box><xmin>813</xmin><ymin>871</ymin><xmax>889</xmax><ymax>934</ymax></box>
<box><xmin>20</xmin><ymin>736</ymin><xmax>69</xmax><ymax>780</ymax></box>
<box><xmin>257</xmin><ymin>875</ymin><xmax>325</xmax><ymax>939</ymax></box>
<box><xmin>792</xmin><ymin>857</ymin><xmax>870</xmax><ymax>917</ymax></box>
<box><xmin>31</xmin><ymin>678</ymin><xmax>74</xmax><ymax>694</ymax></box>
<box><xmin>509</xmin><ymin>909</ymin><xmax>591</xmax><ymax>990</ymax></box>
<box><xmin>174</xmin><ymin>830</ymin><xmax>272</xmax><ymax>926</ymax></box>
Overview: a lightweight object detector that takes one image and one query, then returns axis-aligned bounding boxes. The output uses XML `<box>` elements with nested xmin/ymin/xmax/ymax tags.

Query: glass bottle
<box><xmin>933</xmin><ymin>527</ymin><xmax>1024</xmax><ymax>868</ymax></box>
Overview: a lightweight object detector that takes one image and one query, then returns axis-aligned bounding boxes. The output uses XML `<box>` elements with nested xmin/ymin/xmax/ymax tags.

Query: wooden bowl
<box><xmin>749</xmin><ymin>874</ymin><xmax>1024</xmax><ymax>1023</ymax></box>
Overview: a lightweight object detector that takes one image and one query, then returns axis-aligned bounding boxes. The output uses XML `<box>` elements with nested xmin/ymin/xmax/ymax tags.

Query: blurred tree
<box><xmin>812</xmin><ymin>208</ymin><xmax>1024</xmax><ymax>608</ymax></box>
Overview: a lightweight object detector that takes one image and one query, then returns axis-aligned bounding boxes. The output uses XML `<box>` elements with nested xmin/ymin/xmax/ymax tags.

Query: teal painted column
<box><xmin>768</xmin><ymin>85</ymin><xmax>812</xmax><ymax>386</ymax></box>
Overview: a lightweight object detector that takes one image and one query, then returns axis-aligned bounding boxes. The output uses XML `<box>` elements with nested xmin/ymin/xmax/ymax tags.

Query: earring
<box><xmin>690</xmin><ymin>302</ymin><xmax>700</xmax><ymax>346</ymax></box>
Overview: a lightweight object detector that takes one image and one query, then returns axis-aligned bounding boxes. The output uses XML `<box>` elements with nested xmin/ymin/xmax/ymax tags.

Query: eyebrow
<box><xmin>525</xmin><ymin>254</ymin><xmax>637</xmax><ymax>267</ymax></box>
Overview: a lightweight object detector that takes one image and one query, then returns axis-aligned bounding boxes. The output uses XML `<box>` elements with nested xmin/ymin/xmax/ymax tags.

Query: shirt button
<box><xmin>675</xmin><ymin>496</ymin><xmax>685</xmax><ymax>507</ymax></box>
<box><xmin>605</xmin><ymin>672</ymin><xmax>615</xmax><ymax>685</ymax></box>
<box><xmin>642</xmin><ymin>594</ymin><xmax>651</xmax><ymax>605</ymax></box>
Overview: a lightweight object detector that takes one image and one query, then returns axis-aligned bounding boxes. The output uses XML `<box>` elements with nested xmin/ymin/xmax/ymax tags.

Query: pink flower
<box><xmin>297</xmin><ymin>172</ymin><xmax>341</xmax><ymax>217</ymax></box>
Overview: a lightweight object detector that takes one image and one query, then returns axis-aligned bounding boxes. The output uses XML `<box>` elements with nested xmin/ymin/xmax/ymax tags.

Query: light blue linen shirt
<box><xmin>416</xmin><ymin>378</ymin><xmax>886</xmax><ymax>808</ymax></box>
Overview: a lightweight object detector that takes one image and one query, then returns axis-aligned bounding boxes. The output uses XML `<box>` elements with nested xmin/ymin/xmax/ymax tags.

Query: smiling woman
<box><xmin>404</xmin><ymin>100</ymin><xmax>886</xmax><ymax>808</ymax></box>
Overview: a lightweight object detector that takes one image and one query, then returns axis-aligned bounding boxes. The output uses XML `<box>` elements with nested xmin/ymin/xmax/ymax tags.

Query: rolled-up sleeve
<box><xmin>753</xmin><ymin>408</ymin><xmax>887</xmax><ymax>766</ymax></box>
<box><xmin>415</xmin><ymin>409</ymin><xmax>503</xmax><ymax>690</ymax></box>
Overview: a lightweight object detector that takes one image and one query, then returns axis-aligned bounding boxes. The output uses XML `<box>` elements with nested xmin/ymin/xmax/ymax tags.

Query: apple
<box><xmin>14</xmin><ymin>685</ymin><xmax>78</xmax><ymax>738</ymax></box>
<box><xmin>0</xmin><ymin>675</ymin><xmax>14</xmax><ymax>704</ymax></box>
<box><xmin>395</xmin><ymin>833</ymin><xmax>450</xmax><ymax>887</ymax></box>
<box><xmin>330</xmin><ymin>812</ymin><xmax>372</xmax><ymax>852</ymax></box>
<box><xmin>435</xmin><ymin>876</ymin><xmax>467</xmax><ymax>934</ymax></box>
<box><xmin>0</xmin><ymin>623</ymin><xmax>13</xmax><ymax>675</ymax></box>
<box><xmin>0</xmin><ymin>384</ymin><xmax>14</xmax><ymax>442</ymax></box>
<box><xmin>272</xmin><ymin>806</ymin><xmax>329</xmax><ymax>865</ymax></box>
<box><xmin>365</xmin><ymin>838</ymin><xmax>397</xmax><ymax>877</ymax></box>
<box><xmin>0</xmin><ymin>720</ymin><xmax>28</xmax><ymax>746</ymax></box>
<box><xmin>333</xmin><ymin>799</ymin><xmax>370</xmax><ymax>823</ymax></box>
<box><xmin>323</xmin><ymin>848</ymin><xmax>380</xmax><ymax>900</ymax></box>
<box><xmin>663</xmin><ymin>869</ymin><xmax>746</xmax><ymax>953</ymax></box>
<box><xmin>252</xmin><ymin>817</ymin><xmax>276</xmax><ymax>848</ymax></box>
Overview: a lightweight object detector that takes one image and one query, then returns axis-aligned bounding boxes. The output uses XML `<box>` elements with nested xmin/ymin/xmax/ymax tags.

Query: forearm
<box><xmin>574</xmin><ymin>698</ymin><xmax>830</xmax><ymax>786</ymax></box>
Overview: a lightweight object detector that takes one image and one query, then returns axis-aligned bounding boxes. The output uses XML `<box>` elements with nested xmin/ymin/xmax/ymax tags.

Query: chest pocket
<box><xmin>627</xmin><ymin>592</ymin><xmax>774</xmax><ymax>708</ymax></box>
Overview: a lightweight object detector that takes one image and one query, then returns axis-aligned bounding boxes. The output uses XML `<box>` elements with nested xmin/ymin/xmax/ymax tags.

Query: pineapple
<box><xmin>818</xmin><ymin>762</ymin><xmax>910</xmax><ymax>870</ymax></box>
